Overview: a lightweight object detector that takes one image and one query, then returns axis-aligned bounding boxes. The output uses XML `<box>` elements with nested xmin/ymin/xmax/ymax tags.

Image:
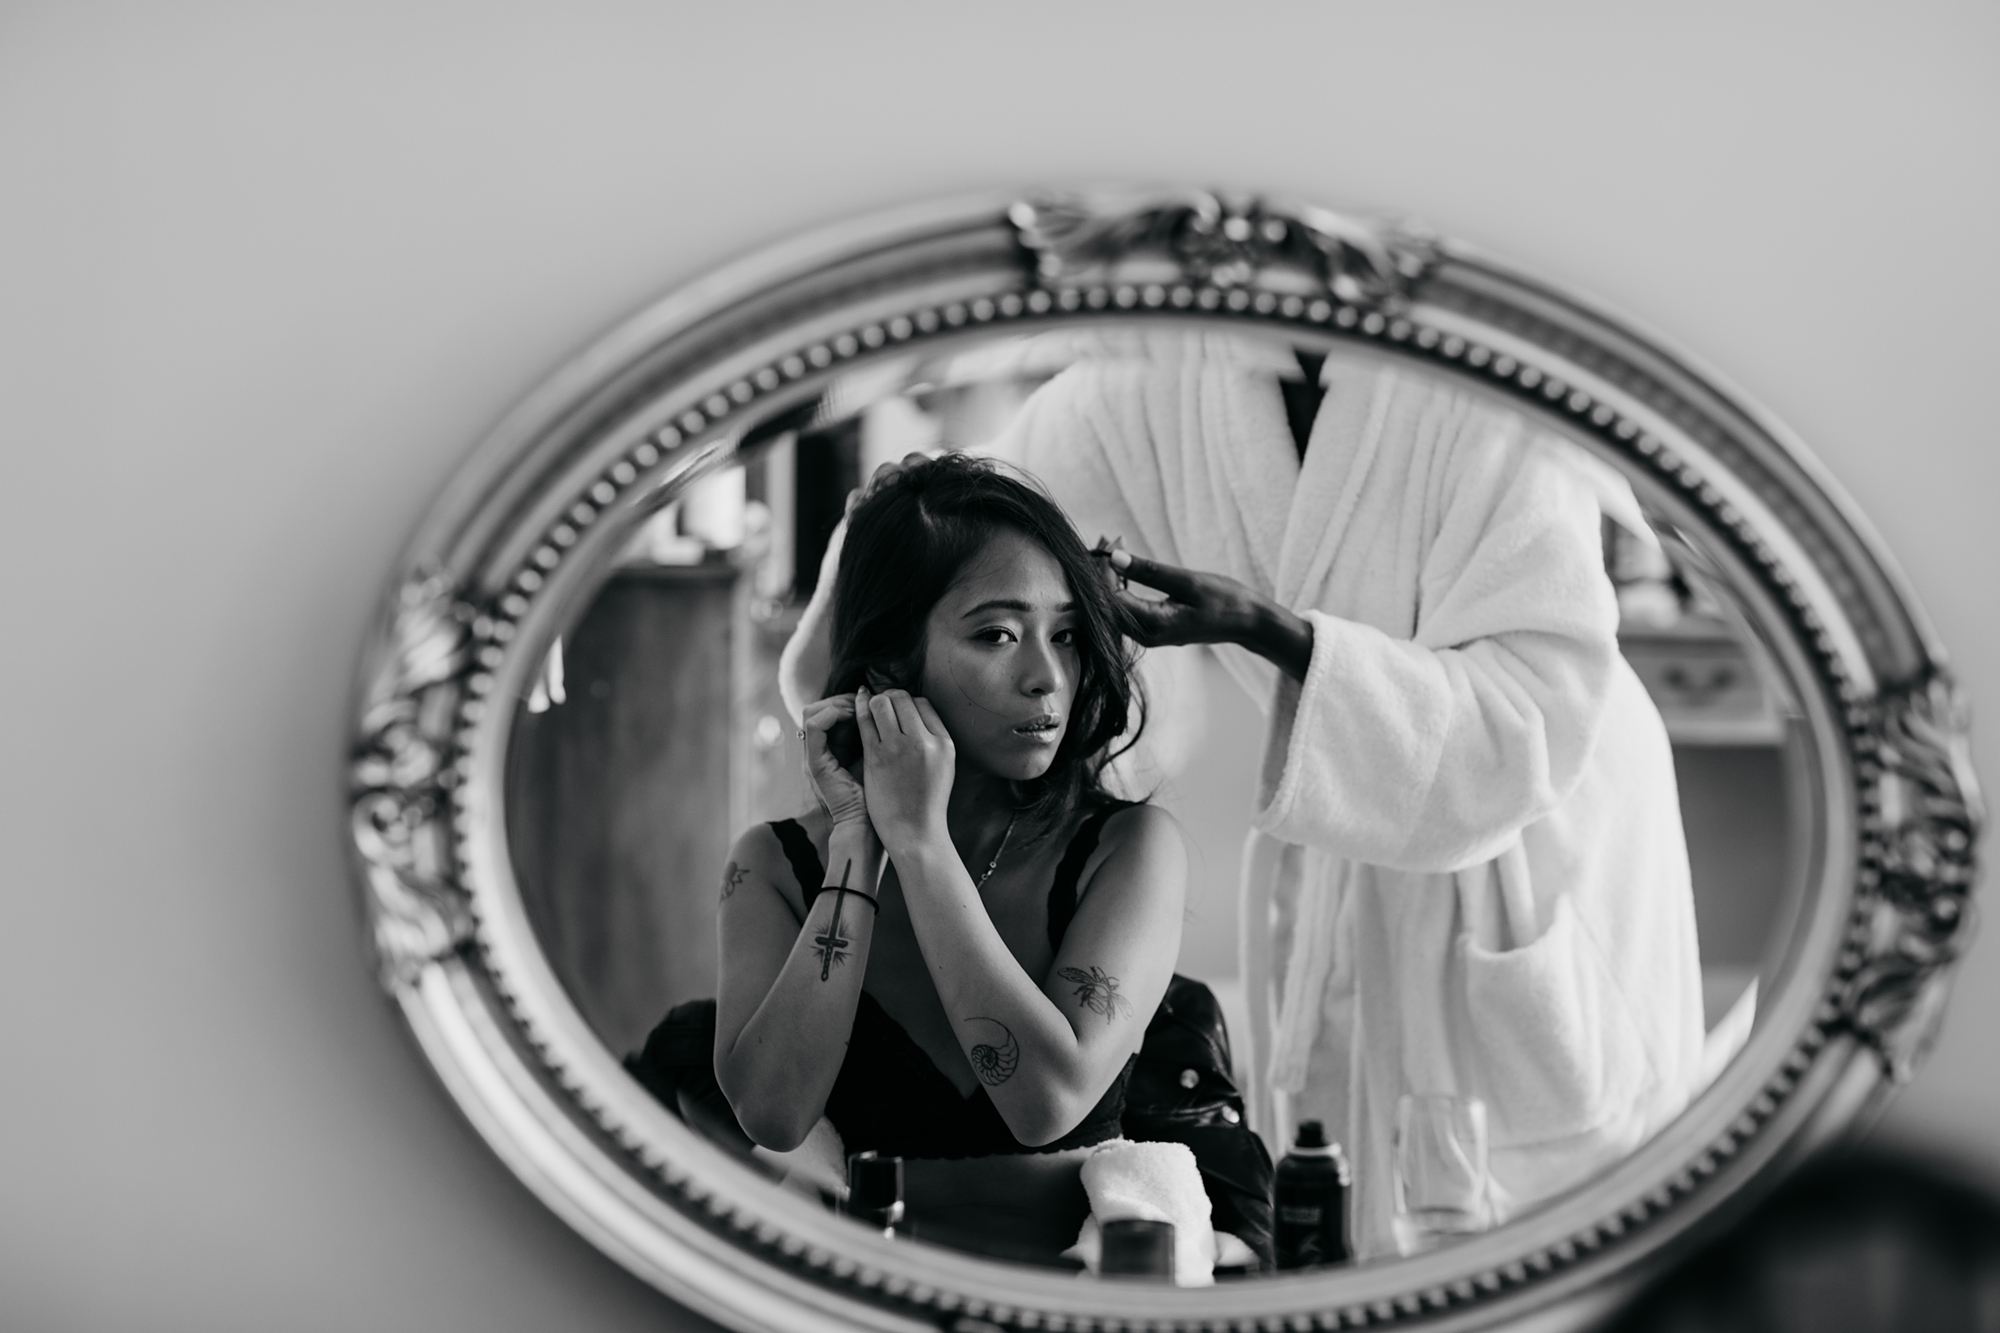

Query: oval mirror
<box><xmin>348</xmin><ymin>188</ymin><xmax>1982</xmax><ymax>1332</ymax></box>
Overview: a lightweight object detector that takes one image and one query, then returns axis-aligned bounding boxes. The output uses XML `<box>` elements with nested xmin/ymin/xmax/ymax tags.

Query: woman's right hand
<box><xmin>801</xmin><ymin>690</ymin><xmax>869</xmax><ymax>827</ymax></box>
<box><xmin>1096</xmin><ymin>543</ymin><xmax>1316</xmax><ymax>683</ymax></box>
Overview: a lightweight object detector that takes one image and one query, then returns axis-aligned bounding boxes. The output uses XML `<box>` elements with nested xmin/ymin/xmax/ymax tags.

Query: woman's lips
<box><xmin>1013</xmin><ymin>716</ymin><xmax>1063</xmax><ymax>744</ymax></box>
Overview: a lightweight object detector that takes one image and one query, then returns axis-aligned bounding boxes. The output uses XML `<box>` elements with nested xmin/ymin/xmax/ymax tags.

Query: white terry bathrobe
<box><xmin>992</xmin><ymin>330</ymin><xmax>1705</xmax><ymax>1261</ymax></box>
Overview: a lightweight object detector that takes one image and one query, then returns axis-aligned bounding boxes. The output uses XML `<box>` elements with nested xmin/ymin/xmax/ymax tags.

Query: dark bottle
<box><xmin>844</xmin><ymin>1151</ymin><xmax>905</xmax><ymax>1237</ymax></box>
<box><xmin>1274</xmin><ymin>1120</ymin><xmax>1351</xmax><ymax>1270</ymax></box>
<box><xmin>1100</xmin><ymin>1218</ymin><xmax>1176</xmax><ymax>1280</ymax></box>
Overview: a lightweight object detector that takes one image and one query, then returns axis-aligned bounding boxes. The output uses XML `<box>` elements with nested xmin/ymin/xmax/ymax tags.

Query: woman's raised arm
<box><xmin>860</xmin><ymin>689</ymin><xmax>1186</xmax><ymax>1147</ymax></box>
<box><xmin>714</xmin><ymin>695</ymin><xmax>885</xmax><ymax>1151</ymax></box>
<box><xmin>713</xmin><ymin>818</ymin><xmax>882</xmax><ymax>1151</ymax></box>
<box><xmin>903</xmin><ymin>803</ymin><xmax>1184</xmax><ymax>1146</ymax></box>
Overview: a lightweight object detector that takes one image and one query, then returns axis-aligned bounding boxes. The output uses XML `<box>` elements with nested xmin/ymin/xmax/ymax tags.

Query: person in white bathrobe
<box><xmin>980</xmin><ymin>329</ymin><xmax>1706</xmax><ymax>1262</ymax></box>
<box><xmin>775</xmin><ymin>330</ymin><xmax>1707</xmax><ymax>1261</ymax></box>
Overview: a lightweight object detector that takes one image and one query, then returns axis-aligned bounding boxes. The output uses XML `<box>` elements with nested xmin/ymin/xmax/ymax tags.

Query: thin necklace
<box><xmin>974</xmin><ymin>814</ymin><xmax>1018</xmax><ymax>891</ymax></box>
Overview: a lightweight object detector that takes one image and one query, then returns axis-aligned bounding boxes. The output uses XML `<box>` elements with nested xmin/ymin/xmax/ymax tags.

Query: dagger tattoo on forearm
<box><xmin>812</xmin><ymin>859</ymin><xmax>854</xmax><ymax>981</ymax></box>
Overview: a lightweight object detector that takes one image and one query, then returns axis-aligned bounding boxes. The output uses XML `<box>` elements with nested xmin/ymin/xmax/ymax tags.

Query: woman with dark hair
<box><xmin>713</xmin><ymin>454</ymin><xmax>1187</xmax><ymax>1258</ymax></box>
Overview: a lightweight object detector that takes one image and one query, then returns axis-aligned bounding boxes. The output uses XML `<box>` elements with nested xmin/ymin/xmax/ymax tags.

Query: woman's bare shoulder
<box><xmin>725</xmin><ymin>822</ymin><xmax>783</xmax><ymax>886</ymax></box>
<box><xmin>729</xmin><ymin>806</ymin><xmax>834</xmax><ymax>887</ymax></box>
<box><xmin>1081</xmin><ymin>801</ymin><xmax>1186</xmax><ymax>898</ymax></box>
<box><xmin>1100</xmin><ymin>800</ymin><xmax>1181</xmax><ymax>849</ymax></box>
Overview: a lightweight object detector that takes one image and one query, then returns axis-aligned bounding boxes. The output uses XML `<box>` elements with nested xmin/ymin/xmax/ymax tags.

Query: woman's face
<box><xmin>918</xmin><ymin>527</ymin><xmax>1080</xmax><ymax>782</ymax></box>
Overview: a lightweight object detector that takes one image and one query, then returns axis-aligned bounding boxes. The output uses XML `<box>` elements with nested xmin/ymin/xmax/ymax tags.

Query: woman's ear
<box><xmin>862</xmin><ymin>641</ymin><xmax>927</xmax><ymax>695</ymax></box>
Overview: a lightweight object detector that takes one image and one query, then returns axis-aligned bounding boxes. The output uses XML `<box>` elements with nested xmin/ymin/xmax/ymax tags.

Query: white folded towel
<box><xmin>1062</xmin><ymin>1140</ymin><xmax>1217</xmax><ymax>1285</ymax></box>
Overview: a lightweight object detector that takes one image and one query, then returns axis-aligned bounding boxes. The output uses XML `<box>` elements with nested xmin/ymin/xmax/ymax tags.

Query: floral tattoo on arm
<box><xmin>1058</xmin><ymin>966</ymin><xmax>1134</xmax><ymax>1023</ymax></box>
<box><xmin>965</xmin><ymin>1017</ymin><xmax>1020</xmax><ymax>1086</ymax></box>
<box><xmin>719</xmin><ymin>861</ymin><xmax>750</xmax><ymax>902</ymax></box>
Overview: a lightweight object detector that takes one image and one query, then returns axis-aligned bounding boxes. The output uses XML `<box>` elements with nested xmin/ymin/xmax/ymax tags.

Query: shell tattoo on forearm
<box><xmin>966</xmin><ymin>1017</ymin><xmax>1020</xmax><ymax>1086</ymax></box>
<box><xmin>1058</xmin><ymin>966</ymin><xmax>1134</xmax><ymax>1023</ymax></box>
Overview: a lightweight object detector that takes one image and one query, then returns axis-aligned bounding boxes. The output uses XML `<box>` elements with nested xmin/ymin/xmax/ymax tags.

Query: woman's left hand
<box><xmin>856</xmin><ymin>688</ymin><xmax>955</xmax><ymax>851</ymax></box>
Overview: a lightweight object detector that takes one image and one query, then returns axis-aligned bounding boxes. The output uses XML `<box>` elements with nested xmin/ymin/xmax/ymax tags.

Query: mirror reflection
<box><xmin>505</xmin><ymin>326</ymin><xmax>1807</xmax><ymax>1281</ymax></box>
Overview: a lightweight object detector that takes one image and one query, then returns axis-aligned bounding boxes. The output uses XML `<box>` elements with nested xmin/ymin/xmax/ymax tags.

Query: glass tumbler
<box><xmin>1392</xmin><ymin>1093</ymin><xmax>1492</xmax><ymax>1256</ymax></box>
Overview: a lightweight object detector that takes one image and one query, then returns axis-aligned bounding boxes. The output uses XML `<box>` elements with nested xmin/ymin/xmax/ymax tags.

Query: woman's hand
<box><xmin>855</xmin><ymin>687</ymin><xmax>955</xmax><ymax>851</ymax></box>
<box><xmin>801</xmin><ymin>692</ymin><xmax>868</xmax><ymax>827</ymax></box>
<box><xmin>1096</xmin><ymin>543</ymin><xmax>1316</xmax><ymax>683</ymax></box>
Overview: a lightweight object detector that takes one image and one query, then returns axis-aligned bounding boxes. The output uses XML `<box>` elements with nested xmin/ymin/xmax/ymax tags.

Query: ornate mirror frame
<box><xmin>347</xmin><ymin>188</ymin><xmax>1983</xmax><ymax>1333</ymax></box>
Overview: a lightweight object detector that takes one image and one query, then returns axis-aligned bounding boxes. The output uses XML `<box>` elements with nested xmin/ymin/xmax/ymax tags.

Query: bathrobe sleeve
<box><xmin>1255</xmin><ymin>433</ymin><xmax>1619</xmax><ymax>873</ymax></box>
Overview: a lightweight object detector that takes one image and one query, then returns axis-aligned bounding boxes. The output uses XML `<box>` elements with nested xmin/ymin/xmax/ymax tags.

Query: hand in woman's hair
<box><xmin>1094</xmin><ymin>543</ymin><xmax>1317</xmax><ymax>683</ymax></box>
<box><xmin>800</xmin><ymin>692</ymin><xmax>869</xmax><ymax>828</ymax></box>
<box><xmin>843</xmin><ymin>451</ymin><xmax>936</xmax><ymax>519</ymax></box>
<box><xmin>854</xmin><ymin>687</ymin><xmax>956</xmax><ymax>853</ymax></box>
<box><xmin>1098</xmin><ymin>547</ymin><xmax>1262</xmax><ymax>648</ymax></box>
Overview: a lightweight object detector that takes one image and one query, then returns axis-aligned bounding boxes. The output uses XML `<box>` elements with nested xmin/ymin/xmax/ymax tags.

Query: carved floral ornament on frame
<box><xmin>347</xmin><ymin>187</ymin><xmax>1981</xmax><ymax>1333</ymax></box>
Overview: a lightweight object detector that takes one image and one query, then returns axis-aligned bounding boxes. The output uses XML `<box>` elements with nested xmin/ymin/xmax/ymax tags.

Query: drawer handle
<box><xmin>1662</xmin><ymin>664</ymin><xmax>1738</xmax><ymax>703</ymax></box>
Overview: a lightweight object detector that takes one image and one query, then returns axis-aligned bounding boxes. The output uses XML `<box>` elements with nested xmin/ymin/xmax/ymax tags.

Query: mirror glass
<box><xmin>502</xmin><ymin>323</ymin><xmax>1813</xmax><ymax>1279</ymax></box>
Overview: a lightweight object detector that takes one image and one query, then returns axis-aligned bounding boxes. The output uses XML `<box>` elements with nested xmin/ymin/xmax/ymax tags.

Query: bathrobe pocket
<box><xmin>1456</xmin><ymin>896</ymin><xmax>1655</xmax><ymax>1149</ymax></box>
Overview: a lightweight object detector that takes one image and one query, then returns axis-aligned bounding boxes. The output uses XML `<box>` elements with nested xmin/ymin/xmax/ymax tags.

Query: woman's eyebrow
<box><xmin>959</xmin><ymin>598</ymin><xmax>1075</xmax><ymax>619</ymax></box>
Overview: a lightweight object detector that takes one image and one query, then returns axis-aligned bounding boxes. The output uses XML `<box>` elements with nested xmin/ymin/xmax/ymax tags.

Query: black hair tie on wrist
<box><xmin>812</xmin><ymin>883</ymin><xmax>878</xmax><ymax>912</ymax></box>
<box><xmin>810</xmin><ymin>858</ymin><xmax>877</xmax><ymax>914</ymax></box>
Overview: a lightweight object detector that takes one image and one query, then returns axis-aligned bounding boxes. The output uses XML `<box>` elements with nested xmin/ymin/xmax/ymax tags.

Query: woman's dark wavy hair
<box><xmin>824</xmin><ymin>453</ymin><xmax>1142</xmax><ymax>839</ymax></box>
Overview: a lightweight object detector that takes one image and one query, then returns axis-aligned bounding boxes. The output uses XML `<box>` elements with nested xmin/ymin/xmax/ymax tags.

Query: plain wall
<box><xmin>3</xmin><ymin>4</ymin><xmax>1995</xmax><ymax>1329</ymax></box>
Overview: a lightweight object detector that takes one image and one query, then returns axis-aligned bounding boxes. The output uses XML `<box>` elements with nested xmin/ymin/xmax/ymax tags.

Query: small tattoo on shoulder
<box><xmin>1057</xmin><ymin>966</ymin><xmax>1134</xmax><ymax>1023</ymax></box>
<box><xmin>966</xmin><ymin>1017</ymin><xmax>1020</xmax><ymax>1086</ymax></box>
<box><xmin>720</xmin><ymin>861</ymin><xmax>750</xmax><ymax>902</ymax></box>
